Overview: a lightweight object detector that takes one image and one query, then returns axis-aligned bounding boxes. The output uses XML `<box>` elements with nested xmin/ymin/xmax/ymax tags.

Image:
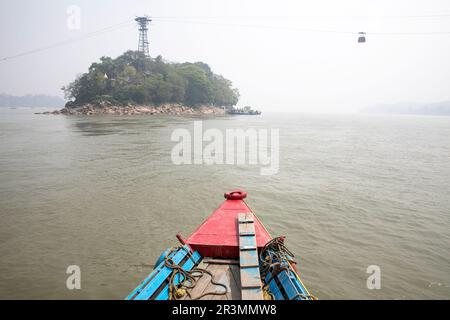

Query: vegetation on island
<box><xmin>62</xmin><ymin>51</ymin><xmax>239</xmax><ymax>108</ymax></box>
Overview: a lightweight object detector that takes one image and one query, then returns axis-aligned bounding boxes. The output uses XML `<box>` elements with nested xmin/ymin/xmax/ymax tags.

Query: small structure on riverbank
<box><xmin>227</xmin><ymin>106</ymin><xmax>261</xmax><ymax>115</ymax></box>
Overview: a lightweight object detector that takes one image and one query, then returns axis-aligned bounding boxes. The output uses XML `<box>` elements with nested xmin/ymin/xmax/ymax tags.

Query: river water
<box><xmin>0</xmin><ymin>108</ymin><xmax>449</xmax><ymax>299</ymax></box>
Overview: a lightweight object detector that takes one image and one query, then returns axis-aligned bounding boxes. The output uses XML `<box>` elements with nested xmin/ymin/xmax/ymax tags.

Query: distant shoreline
<box><xmin>361</xmin><ymin>101</ymin><xmax>450</xmax><ymax>116</ymax></box>
<box><xmin>0</xmin><ymin>94</ymin><xmax>65</xmax><ymax>109</ymax></box>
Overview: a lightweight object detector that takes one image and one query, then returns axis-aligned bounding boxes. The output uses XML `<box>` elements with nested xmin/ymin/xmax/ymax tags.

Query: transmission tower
<box><xmin>135</xmin><ymin>16</ymin><xmax>151</xmax><ymax>57</ymax></box>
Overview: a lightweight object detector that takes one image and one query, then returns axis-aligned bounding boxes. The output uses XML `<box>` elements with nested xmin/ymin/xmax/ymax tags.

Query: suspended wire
<box><xmin>368</xmin><ymin>30</ymin><xmax>450</xmax><ymax>35</ymax></box>
<box><xmin>153</xmin><ymin>13</ymin><xmax>450</xmax><ymax>20</ymax></box>
<box><xmin>0</xmin><ymin>19</ymin><xmax>135</xmax><ymax>62</ymax></box>
<box><xmin>152</xmin><ymin>17</ymin><xmax>357</xmax><ymax>34</ymax></box>
<box><xmin>2</xmin><ymin>13</ymin><xmax>450</xmax><ymax>63</ymax></box>
<box><xmin>151</xmin><ymin>17</ymin><xmax>450</xmax><ymax>35</ymax></box>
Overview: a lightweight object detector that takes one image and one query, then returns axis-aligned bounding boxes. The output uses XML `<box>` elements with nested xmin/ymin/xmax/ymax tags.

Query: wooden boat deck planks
<box><xmin>183</xmin><ymin>258</ymin><xmax>241</xmax><ymax>300</ymax></box>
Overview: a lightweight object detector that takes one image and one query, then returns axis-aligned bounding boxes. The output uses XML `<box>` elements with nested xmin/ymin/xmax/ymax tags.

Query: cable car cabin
<box><xmin>358</xmin><ymin>32</ymin><xmax>366</xmax><ymax>43</ymax></box>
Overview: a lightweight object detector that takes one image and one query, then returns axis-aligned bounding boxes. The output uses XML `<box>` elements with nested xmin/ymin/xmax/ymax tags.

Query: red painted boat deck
<box><xmin>186</xmin><ymin>195</ymin><xmax>272</xmax><ymax>259</ymax></box>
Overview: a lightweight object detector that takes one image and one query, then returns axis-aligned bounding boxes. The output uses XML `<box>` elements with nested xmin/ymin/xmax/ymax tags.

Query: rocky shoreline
<box><xmin>39</xmin><ymin>102</ymin><xmax>226</xmax><ymax>116</ymax></box>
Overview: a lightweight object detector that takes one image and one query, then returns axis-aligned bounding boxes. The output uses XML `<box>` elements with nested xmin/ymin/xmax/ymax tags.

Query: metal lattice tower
<box><xmin>135</xmin><ymin>16</ymin><xmax>151</xmax><ymax>57</ymax></box>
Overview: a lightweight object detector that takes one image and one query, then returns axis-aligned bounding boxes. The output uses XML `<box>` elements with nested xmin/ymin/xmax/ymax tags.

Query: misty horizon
<box><xmin>1</xmin><ymin>0</ymin><xmax>450</xmax><ymax>113</ymax></box>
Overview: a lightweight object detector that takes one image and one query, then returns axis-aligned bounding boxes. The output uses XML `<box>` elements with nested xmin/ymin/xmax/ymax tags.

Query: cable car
<box><xmin>358</xmin><ymin>32</ymin><xmax>366</xmax><ymax>43</ymax></box>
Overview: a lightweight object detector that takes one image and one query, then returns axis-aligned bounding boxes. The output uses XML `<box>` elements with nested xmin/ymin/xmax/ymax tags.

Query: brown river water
<box><xmin>0</xmin><ymin>108</ymin><xmax>449</xmax><ymax>299</ymax></box>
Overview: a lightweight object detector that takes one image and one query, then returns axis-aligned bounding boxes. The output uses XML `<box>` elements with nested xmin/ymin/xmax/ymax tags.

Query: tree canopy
<box><xmin>62</xmin><ymin>51</ymin><xmax>239</xmax><ymax>108</ymax></box>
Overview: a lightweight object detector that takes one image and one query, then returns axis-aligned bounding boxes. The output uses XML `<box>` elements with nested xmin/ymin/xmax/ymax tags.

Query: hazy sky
<box><xmin>1</xmin><ymin>0</ymin><xmax>450</xmax><ymax>112</ymax></box>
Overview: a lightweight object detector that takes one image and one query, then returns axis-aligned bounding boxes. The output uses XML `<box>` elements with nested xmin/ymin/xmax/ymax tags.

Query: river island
<box><xmin>45</xmin><ymin>50</ymin><xmax>247</xmax><ymax>116</ymax></box>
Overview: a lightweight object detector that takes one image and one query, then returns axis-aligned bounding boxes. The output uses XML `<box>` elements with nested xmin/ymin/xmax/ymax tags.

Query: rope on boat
<box><xmin>260</xmin><ymin>237</ymin><xmax>296</xmax><ymax>278</ymax></box>
<box><xmin>259</xmin><ymin>237</ymin><xmax>318</xmax><ymax>300</ymax></box>
<box><xmin>164</xmin><ymin>246</ymin><xmax>228</xmax><ymax>300</ymax></box>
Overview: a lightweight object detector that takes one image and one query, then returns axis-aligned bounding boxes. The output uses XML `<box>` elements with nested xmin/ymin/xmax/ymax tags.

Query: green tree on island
<box><xmin>62</xmin><ymin>51</ymin><xmax>239</xmax><ymax>108</ymax></box>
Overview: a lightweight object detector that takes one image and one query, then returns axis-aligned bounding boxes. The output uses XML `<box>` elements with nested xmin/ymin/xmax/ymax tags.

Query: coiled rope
<box><xmin>259</xmin><ymin>237</ymin><xmax>318</xmax><ymax>300</ymax></box>
<box><xmin>260</xmin><ymin>237</ymin><xmax>296</xmax><ymax>278</ymax></box>
<box><xmin>164</xmin><ymin>246</ymin><xmax>228</xmax><ymax>300</ymax></box>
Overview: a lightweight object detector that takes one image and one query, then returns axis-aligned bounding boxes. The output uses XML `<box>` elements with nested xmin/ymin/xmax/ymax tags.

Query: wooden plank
<box><xmin>240</xmin><ymin>245</ymin><xmax>257</xmax><ymax>251</ymax></box>
<box><xmin>197</xmin><ymin>260</ymin><xmax>209</xmax><ymax>269</ymax></box>
<box><xmin>237</xmin><ymin>213</ymin><xmax>263</xmax><ymax>300</ymax></box>
<box><xmin>203</xmin><ymin>258</ymin><xmax>239</xmax><ymax>265</ymax></box>
<box><xmin>238</xmin><ymin>222</ymin><xmax>256</xmax><ymax>235</ymax></box>
<box><xmin>242</xmin><ymin>287</ymin><xmax>264</xmax><ymax>300</ymax></box>
<box><xmin>228</xmin><ymin>265</ymin><xmax>241</xmax><ymax>300</ymax></box>
<box><xmin>179</xmin><ymin>259</ymin><xmax>208</xmax><ymax>300</ymax></box>
<box><xmin>211</xmin><ymin>264</ymin><xmax>230</xmax><ymax>300</ymax></box>
<box><xmin>185</xmin><ymin>263</ymin><xmax>227</xmax><ymax>300</ymax></box>
<box><xmin>179</xmin><ymin>259</ymin><xmax>243</xmax><ymax>301</ymax></box>
<box><xmin>184</xmin><ymin>261</ymin><xmax>213</xmax><ymax>300</ymax></box>
<box><xmin>238</xmin><ymin>212</ymin><xmax>254</xmax><ymax>223</ymax></box>
<box><xmin>239</xmin><ymin>234</ymin><xmax>257</xmax><ymax>249</ymax></box>
<box><xmin>240</xmin><ymin>267</ymin><xmax>262</xmax><ymax>288</ymax></box>
<box><xmin>198</xmin><ymin>264</ymin><xmax>226</xmax><ymax>300</ymax></box>
<box><xmin>239</xmin><ymin>250</ymin><xmax>260</xmax><ymax>268</ymax></box>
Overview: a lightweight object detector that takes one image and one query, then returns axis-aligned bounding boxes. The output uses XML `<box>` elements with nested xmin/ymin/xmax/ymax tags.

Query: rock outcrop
<box><xmin>43</xmin><ymin>102</ymin><xmax>226</xmax><ymax>116</ymax></box>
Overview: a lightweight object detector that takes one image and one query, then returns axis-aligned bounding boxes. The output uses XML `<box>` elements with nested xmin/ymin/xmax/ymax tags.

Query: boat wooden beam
<box><xmin>238</xmin><ymin>212</ymin><xmax>264</xmax><ymax>300</ymax></box>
